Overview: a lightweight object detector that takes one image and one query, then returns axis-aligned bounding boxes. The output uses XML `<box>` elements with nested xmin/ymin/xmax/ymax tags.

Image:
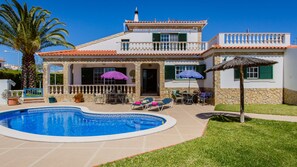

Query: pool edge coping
<box><xmin>0</xmin><ymin>105</ymin><xmax>177</xmax><ymax>143</ymax></box>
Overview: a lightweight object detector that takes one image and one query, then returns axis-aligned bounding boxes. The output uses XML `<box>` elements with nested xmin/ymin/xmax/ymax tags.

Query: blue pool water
<box><xmin>0</xmin><ymin>107</ymin><xmax>165</xmax><ymax>137</ymax></box>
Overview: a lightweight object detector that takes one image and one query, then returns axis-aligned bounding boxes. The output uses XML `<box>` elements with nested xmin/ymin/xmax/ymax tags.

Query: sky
<box><xmin>1</xmin><ymin>0</ymin><xmax>297</xmax><ymax>65</ymax></box>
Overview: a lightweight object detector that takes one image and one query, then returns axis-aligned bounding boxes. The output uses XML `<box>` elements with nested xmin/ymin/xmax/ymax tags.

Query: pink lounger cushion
<box><xmin>134</xmin><ymin>101</ymin><xmax>141</xmax><ymax>105</ymax></box>
<box><xmin>152</xmin><ymin>101</ymin><xmax>159</xmax><ymax>106</ymax></box>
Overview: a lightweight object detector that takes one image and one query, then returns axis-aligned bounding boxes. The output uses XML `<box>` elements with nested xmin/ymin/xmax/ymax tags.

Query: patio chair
<box><xmin>131</xmin><ymin>97</ymin><xmax>154</xmax><ymax>109</ymax></box>
<box><xmin>172</xmin><ymin>90</ymin><xmax>184</xmax><ymax>104</ymax></box>
<box><xmin>125</xmin><ymin>94</ymin><xmax>134</xmax><ymax>104</ymax></box>
<box><xmin>198</xmin><ymin>92</ymin><xmax>212</xmax><ymax>105</ymax></box>
<box><xmin>147</xmin><ymin>98</ymin><xmax>173</xmax><ymax>111</ymax></box>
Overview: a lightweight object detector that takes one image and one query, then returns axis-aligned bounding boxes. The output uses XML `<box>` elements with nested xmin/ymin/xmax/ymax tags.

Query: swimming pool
<box><xmin>0</xmin><ymin>106</ymin><xmax>176</xmax><ymax>142</ymax></box>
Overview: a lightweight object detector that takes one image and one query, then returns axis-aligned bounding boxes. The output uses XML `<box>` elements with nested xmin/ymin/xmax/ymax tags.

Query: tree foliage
<box><xmin>0</xmin><ymin>0</ymin><xmax>74</xmax><ymax>88</ymax></box>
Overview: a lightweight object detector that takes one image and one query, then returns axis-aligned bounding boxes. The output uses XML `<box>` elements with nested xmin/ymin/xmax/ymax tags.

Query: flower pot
<box><xmin>74</xmin><ymin>99</ymin><xmax>81</xmax><ymax>103</ymax></box>
<box><xmin>7</xmin><ymin>97</ymin><xmax>19</xmax><ymax>106</ymax></box>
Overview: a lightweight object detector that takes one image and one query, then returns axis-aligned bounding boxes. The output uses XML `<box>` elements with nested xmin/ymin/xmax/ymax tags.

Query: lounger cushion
<box><xmin>134</xmin><ymin>101</ymin><xmax>141</xmax><ymax>105</ymax></box>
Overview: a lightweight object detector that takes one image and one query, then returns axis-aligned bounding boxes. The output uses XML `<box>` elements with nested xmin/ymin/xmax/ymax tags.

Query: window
<box><xmin>175</xmin><ymin>65</ymin><xmax>196</xmax><ymax>79</ymax></box>
<box><xmin>154</xmin><ymin>33</ymin><xmax>181</xmax><ymax>50</ymax></box>
<box><xmin>94</xmin><ymin>67</ymin><xmax>115</xmax><ymax>84</ymax></box>
<box><xmin>234</xmin><ymin>65</ymin><xmax>273</xmax><ymax>80</ymax></box>
<box><xmin>246</xmin><ymin>67</ymin><xmax>258</xmax><ymax>79</ymax></box>
<box><xmin>121</xmin><ymin>39</ymin><xmax>129</xmax><ymax>51</ymax></box>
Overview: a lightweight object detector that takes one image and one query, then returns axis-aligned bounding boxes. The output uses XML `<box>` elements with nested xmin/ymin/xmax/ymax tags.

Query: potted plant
<box><xmin>1</xmin><ymin>89</ymin><xmax>19</xmax><ymax>106</ymax></box>
<box><xmin>48</xmin><ymin>96</ymin><xmax>57</xmax><ymax>103</ymax></box>
<box><xmin>73</xmin><ymin>93</ymin><xmax>84</xmax><ymax>103</ymax></box>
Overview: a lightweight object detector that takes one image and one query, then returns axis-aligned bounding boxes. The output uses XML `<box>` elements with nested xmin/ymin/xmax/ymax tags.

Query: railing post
<box><xmin>63</xmin><ymin>63</ymin><xmax>70</xmax><ymax>95</ymax></box>
<box><xmin>42</xmin><ymin>63</ymin><xmax>50</xmax><ymax>98</ymax></box>
<box><xmin>134</xmin><ymin>62</ymin><xmax>141</xmax><ymax>100</ymax></box>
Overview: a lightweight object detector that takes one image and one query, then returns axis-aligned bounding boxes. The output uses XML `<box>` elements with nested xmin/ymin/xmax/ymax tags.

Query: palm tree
<box><xmin>0</xmin><ymin>0</ymin><xmax>74</xmax><ymax>88</ymax></box>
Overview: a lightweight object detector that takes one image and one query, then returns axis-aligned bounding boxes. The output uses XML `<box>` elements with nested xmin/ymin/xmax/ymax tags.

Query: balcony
<box><xmin>119</xmin><ymin>42</ymin><xmax>207</xmax><ymax>54</ymax></box>
<box><xmin>118</xmin><ymin>33</ymin><xmax>290</xmax><ymax>54</ymax></box>
<box><xmin>208</xmin><ymin>33</ymin><xmax>291</xmax><ymax>47</ymax></box>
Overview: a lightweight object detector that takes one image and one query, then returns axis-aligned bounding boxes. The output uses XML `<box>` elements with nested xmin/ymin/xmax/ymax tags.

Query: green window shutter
<box><xmin>196</xmin><ymin>64</ymin><xmax>206</xmax><ymax>79</ymax></box>
<box><xmin>234</xmin><ymin>67</ymin><xmax>247</xmax><ymax>79</ymax></box>
<box><xmin>165</xmin><ymin>65</ymin><xmax>175</xmax><ymax>80</ymax></box>
<box><xmin>152</xmin><ymin>33</ymin><xmax>160</xmax><ymax>50</ymax></box>
<box><xmin>259</xmin><ymin>65</ymin><xmax>273</xmax><ymax>79</ymax></box>
<box><xmin>152</xmin><ymin>33</ymin><xmax>160</xmax><ymax>42</ymax></box>
<box><xmin>234</xmin><ymin>68</ymin><xmax>240</xmax><ymax>79</ymax></box>
<box><xmin>178</xmin><ymin>33</ymin><xmax>187</xmax><ymax>41</ymax></box>
<box><xmin>178</xmin><ymin>33</ymin><xmax>187</xmax><ymax>50</ymax></box>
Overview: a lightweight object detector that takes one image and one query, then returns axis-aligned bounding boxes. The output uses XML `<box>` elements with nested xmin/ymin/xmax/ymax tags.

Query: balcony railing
<box><xmin>119</xmin><ymin>33</ymin><xmax>290</xmax><ymax>54</ymax></box>
<box><xmin>210</xmin><ymin>33</ymin><xmax>291</xmax><ymax>47</ymax></box>
<box><xmin>48</xmin><ymin>85</ymin><xmax>136</xmax><ymax>95</ymax></box>
<box><xmin>120</xmin><ymin>42</ymin><xmax>207</xmax><ymax>53</ymax></box>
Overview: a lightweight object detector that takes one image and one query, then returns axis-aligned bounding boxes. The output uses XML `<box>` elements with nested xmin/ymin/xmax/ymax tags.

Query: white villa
<box><xmin>38</xmin><ymin>9</ymin><xmax>297</xmax><ymax>105</ymax></box>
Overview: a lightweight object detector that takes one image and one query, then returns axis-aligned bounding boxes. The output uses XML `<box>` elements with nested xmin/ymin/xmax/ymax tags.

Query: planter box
<box><xmin>48</xmin><ymin>97</ymin><xmax>57</xmax><ymax>103</ymax></box>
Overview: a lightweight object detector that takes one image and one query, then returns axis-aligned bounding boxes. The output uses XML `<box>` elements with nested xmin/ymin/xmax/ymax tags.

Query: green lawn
<box><xmin>215</xmin><ymin>104</ymin><xmax>297</xmax><ymax>116</ymax></box>
<box><xmin>101</xmin><ymin>118</ymin><xmax>297</xmax><ymax>167</ymax></box>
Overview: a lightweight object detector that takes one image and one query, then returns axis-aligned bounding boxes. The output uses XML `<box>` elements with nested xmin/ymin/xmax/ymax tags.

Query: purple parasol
<box><xmin>101</xmin><ymin>71</ymin><xmax>128</xmax><ymax>80</ymax></box>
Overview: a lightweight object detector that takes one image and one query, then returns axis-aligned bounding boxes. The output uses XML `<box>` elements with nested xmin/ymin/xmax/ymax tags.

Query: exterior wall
<box><xmin>284</xmin><ymin>48</ymin><xmax>297</xmax><ymax>104</ymax></box>
<box><xmin>203</xmin><ymin>56</ymin><xmax>213</xmax><ymax>88</ymax></box>
<box><xmin>0</xmin><ymin>79</ymin><xmax>12</xmax><ymax>105</ymax></box>
<box><xmin>79</xmin><ymin>31</ymin><xmax>200</xmax><ymax>52</ymax></box>
<box><xmin>164</xmin><ymin>60</ymin><xmax>203</xmax><ymax>89</ymax></box>
<box><xmin>214</xmin><ymin>54</ymin><xmax>284</xmax><ymax>105</ymax></box>
<box><xmin>220</xmin><ymin>55</ymin><xmax>283</xmax><ymax>89</ymax></box>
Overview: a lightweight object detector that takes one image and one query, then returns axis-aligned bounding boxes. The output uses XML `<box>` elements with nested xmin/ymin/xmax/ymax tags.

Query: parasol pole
<box><xmin>239</xmin><ymin>65</ymin><xmax>245</xmax><ymax>123</ymax></box>
<box><xmin>188</xmin><ymin>78</ymin><xmax>190</xmax><ymax>93</ymax></box>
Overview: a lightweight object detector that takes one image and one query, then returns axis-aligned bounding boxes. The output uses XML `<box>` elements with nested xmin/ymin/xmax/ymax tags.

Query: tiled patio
<box><xmin>0</xmin><ymin>103</ymin><xmax>214</xmax><ymax>167</ymax></box>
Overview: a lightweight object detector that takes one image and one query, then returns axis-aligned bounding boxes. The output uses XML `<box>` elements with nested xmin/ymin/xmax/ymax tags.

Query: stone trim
<box><xmin>284</xmin><ymin>88</ymin><xmax>297</xmax><ymax>105</ymax></box>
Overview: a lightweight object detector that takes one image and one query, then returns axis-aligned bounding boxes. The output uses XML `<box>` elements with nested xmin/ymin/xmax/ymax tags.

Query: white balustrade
<box><xmin>120</xmin><ymin>42</ymin><xmax>207</xmax><ymax>53</ymax></box>
<box><xmin>48</xmin><ymin>85</ymin><xmax>64</xmax><ymax>94</ymax></box>
<box><xmin>216</xmin><ymin>33</ymin><xmax>290</xmax><ymax>47</ymax></box>
<box><xmin>68</xmin><ymin>84</ymin><xmax>135</xmax><ymax>95</ymax></box>
<box><xmin>9</xmin><ymin>90</ymin><xmax>24</xmax><ymax>98</ymax></box>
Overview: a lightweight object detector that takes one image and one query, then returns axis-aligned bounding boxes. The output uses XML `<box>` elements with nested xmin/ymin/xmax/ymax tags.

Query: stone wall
<box><xmin>284</xmin><ymin>88</ymin><xmax>297</xmax><ymax>105</ymax></box>
<box><xmin>45</xmin><ymin>94</ymin><xmax>101</xmax><ymax>103</ymax></box>
<box><xmin>215</xmin><ymin>88</ymin><xmax>283</xmax><ymax>104</ymax></box>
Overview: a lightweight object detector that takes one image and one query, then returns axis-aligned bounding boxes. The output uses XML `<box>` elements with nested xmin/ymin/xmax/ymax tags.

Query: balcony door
<box><xmin>160</xmin><ymin>34</ymin><xmax>178</xmax><ymax>50</ymax></box>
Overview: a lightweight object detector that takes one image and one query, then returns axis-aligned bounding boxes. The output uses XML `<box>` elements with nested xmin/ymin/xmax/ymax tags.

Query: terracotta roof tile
<box><xmin>37</xmin><ymin>50</ymin><xmax>199</xmax><ymax>57</ymax></box>
<box><xmin>287</xmin><ymin>45</ymin><xmax>297</xmax><ymax>48</ymax></box>
<box><xmin>211</xmin><ymin>45</ymin><xmax>287</xmax><ymax>49</ymax></box>
<box><xmin>38</xmin><ymin>50</ymin><xmax>117</xmax><ymax>56</ymax></box>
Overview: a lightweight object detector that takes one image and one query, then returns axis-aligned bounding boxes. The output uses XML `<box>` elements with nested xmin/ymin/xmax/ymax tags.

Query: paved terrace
<box><xmin>0</xmin><ymin>103</ymin><xmax>214</xmax><ymax>167</ymax></box>
<box><xmin>1</xmin><ymin>103</ymin><xmax>297</xmax><ymax>167</ymax></box>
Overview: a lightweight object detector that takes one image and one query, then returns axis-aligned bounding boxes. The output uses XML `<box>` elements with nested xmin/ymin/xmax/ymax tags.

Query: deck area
<box><xmin>0</xmin><ymin>102</ymin><xmax>214</xmax><ymax>167</ymax></box>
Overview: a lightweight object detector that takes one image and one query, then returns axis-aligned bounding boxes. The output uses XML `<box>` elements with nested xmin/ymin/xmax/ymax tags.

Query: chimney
<box><xmin>134</xmin><ymin>7</ymin><xmax>139</xmax><ymax>22</ymax></box>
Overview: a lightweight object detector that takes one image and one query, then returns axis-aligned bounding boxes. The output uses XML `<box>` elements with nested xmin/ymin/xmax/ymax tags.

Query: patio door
<box><xmin>142</xmin><ymin>69</ymin><xmax>158</xmax><ymax>95</ymax></box>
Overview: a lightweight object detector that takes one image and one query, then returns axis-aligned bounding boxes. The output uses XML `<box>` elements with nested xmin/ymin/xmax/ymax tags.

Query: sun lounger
<box><xmin>131</xmin><ymin>97</ymin><xmax>154</xmax><ymax>109</ymax></box>
<box><xmin>147</xmin><ymin>98</ymin><xmax>173</xmax><ymax>111</ymax></box>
